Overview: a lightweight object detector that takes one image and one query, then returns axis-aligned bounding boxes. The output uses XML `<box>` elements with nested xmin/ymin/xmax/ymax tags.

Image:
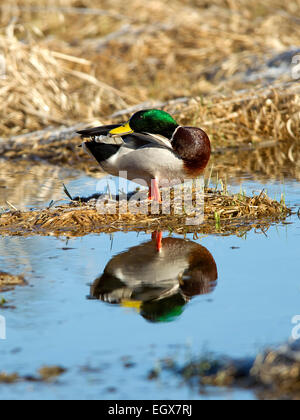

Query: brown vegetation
<box><xmin>0</xmin><ymin>271</ymin><xmax>26</xmax><ymax>292</ymax></box>
<box><xmin>0</xmin><ymin>1</ymin><xmax>298</xmax><ymax>235</ymax></box>
<box><xmin>0</xmin><ymin>0</ymin><xmax>299</xmax><ymax>149</ymax></box>
<box><xmin>0</xmin><ymin>188</ymin><xmax>291</xmax><ymax>237</ymax></box>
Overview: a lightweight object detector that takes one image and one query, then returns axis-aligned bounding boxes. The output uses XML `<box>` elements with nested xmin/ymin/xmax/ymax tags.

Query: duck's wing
<box><xmin>142</xmin><ymin>133</ymin><xmax>173</xmax><ymax>150</ymax></box>
<box><xmin>78</xmin><ymin>125</ymin><xmax>173</xmax><ymax>151</ymax></box>
<box><xmin>77</xmin><ymin>124</ymin><xmax>120</xmax><ymax>138</ymax></box>
<box><xmin>123</xmin><ymin>133</ymin><xmax>173</xmax><ymax>151</ymax></box>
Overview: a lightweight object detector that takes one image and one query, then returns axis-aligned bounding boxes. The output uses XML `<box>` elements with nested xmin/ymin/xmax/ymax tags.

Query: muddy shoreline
<box><xmin>150</xmin><ymin>340</ymin><xmax>300</xmax><ymax>400</ymax></box>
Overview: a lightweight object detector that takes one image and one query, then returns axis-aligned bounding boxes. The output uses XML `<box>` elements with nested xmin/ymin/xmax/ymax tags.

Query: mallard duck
<box><xmin>78</xmin><ymin>109</ymin><xmax>211</xmax><ymax>202</ymax></box>
<box><xmin>90</xmin><ymin>235</ymin><xmax>218</xmax><ymax>322</ymax></box>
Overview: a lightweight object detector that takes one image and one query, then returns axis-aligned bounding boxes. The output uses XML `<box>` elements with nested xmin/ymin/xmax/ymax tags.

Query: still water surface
<box><xmin>0</xmin><ymin>165</ymin><xmax>299</xmax><ymax>399</ymax></box>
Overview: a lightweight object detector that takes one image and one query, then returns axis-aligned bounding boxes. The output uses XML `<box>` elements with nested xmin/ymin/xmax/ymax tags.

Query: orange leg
<box><xmin>148</xmin><ymin>179</ymin><xmax>162</xmax><ymax>203</ymax></box>
<box><xmin>151</xmin><ymin>231</ymin><xmax>163</xmax><ymax>252</ymax></box>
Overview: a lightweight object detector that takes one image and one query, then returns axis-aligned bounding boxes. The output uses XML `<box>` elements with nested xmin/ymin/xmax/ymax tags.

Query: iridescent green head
<box><xmin>109</xmin><ymin>109</ymin><xmax>179</xmax><ymax>139</ymax></box>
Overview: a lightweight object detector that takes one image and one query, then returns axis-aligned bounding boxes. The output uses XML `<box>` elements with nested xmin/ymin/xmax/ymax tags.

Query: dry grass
<box><xmin>0</xmin><ymin>1</ymin><xmax>297</xmax><ymax>237</ymax></box>
<box><xmin>0</xmin><ymin>372</ymin><xmax>19</xmax><ymax>384</ymax></box>
<box><xmin>177</xmin><ymin>85</ymin><xmax>300</xmax><ymax>147</ymax></box>
<box><xmin>0</xmin><ymin>271</ymin><xmax>26</xmax><ymax>292</ymax></box>
<box><xmin>0</xmin><ymin>85</ymin><xmax>299</xmax><ymax>175</ymax></box>
<box><xmin>0</xmin><ymin>21</ymin><xmax>128</xmax><ymax>136</ymax></box>
<box><xmin>157</xmin><ymin>340</ymin><xmax>300</xmax><ymax>400</ymax></box>
<box><xmin>0</xmin><ymin>0</ymin><xmax>299</xmax><ymax>142</ymax></box>
<box><xmin>0</xmin><ymin>365</ymin><xmax>66</xmax><ymax>384</ymax></box>
<box><xmin>0</xmin><ymin>188</ymin><xmax>291</xmax><ymax>237</ymax></box>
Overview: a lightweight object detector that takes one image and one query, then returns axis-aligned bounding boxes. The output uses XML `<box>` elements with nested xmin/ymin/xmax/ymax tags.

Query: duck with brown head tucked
<box><xmin>90</xmin><ymin>235</ymin><xmax>218</xmax><ymax>323</ymax></box>
<box><xmin>78</xmin><ymin>109</ymin><xmax>211</xmax><ymax>202</ymax></box>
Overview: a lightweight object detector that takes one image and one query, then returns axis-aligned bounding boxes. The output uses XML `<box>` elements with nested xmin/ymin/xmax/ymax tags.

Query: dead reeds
<box><xmin>0</xmin><ymin>0</ymin><xmax>299</xmax><ymax>140</ymax></box>
<box><xmin>1</xmin><ymin>85</ymin><xmax>299</xmax><ymax>177</ymax></box>
<box><xmin>0</xmin><ymin>1</ymin><xmax>297</xmax><ymax>238</ymax></box>
<box><xmin>0</xmin><ymin>188</ymin><xmax>291</xmax><ymax>237</ymax></box>
<box><xmin>0</xmin><ymin>271</ymin><xmax>26</xmax><ymax>292</ymax></box>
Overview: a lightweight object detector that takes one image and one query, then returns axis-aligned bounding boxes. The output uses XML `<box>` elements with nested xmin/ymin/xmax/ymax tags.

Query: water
<box><xmin>0</xmin><ymin>164</ymin><xmax>299</xmax><ymax>399</ymax></box>
<box><xmin>0</xmin><ymin>160</ymin><xmax>106</xmax><ymax>210</ymax></box>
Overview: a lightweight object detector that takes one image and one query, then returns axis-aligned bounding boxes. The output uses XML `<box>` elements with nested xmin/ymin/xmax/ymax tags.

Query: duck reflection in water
<box><xmin>90</xmin><ymin>233</ymin><xmax>218</xmax><ymax>323</ymax></box>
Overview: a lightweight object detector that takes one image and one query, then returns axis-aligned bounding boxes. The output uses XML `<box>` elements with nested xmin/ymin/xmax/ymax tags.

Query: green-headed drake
<box><xmin>90</xmin><ymin>235</ymin><xmax>218</xmax><ymax>323</ymax></box>
<box><xmin>78</xmin><ymin>109</ymin><xmax>211</xmax><ymax>202</ymax></box>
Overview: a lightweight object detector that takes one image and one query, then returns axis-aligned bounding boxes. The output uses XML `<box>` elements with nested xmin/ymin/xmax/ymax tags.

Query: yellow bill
<box><xmin>109</xmin><ymin>122</ymin><xmax>133</xmax><ymax>136</ymax></box>
<box><xmin>121</xmin><ymin>299</ymin><xmax>142</xmax><ymax>312</ymax></box>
